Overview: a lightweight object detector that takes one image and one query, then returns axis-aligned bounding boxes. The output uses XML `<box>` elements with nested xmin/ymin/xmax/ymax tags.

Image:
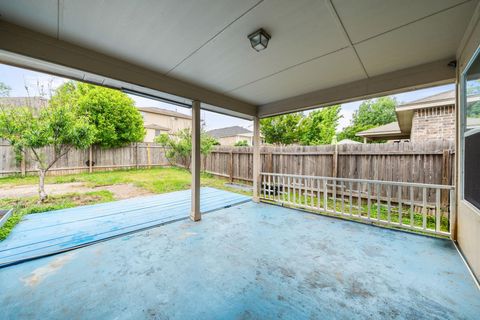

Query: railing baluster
<box><xmin>287</xmin><ymin>177</ymin><xmax>290</xmax><ymax>203</ymax></box>
<box><xmin>333</xmin><ymin>180</ymin><xmax>337</xmax><ymax>214</ymax></box>
<box><xmin>278</xmin><ymin>175</ymin><xmax>281</xmax><ymax>202</ymax></box>
<box><xmin>387</xmin><ymin>184</ymin><xmax>392</xmax><ymax>224</ymax></box>
<box><xmin>262</xmin><ymin>174</ymin><xmax>266</xmax><ymax>199</ymax></box>
<box><xmin>367</xmin><ymin>183</ymin><xmax>371</xmax><ymax>220</ymax></box>
<box><xmin>323</xmin><ymin>179</ymin><xmax>328</xmax><ymax>212</ymax></box>
<box><xmin>449</xmin><ymin>189</ymin><xmax>456</xmax><ymax>236</ymax></box>
<box><xmin>292</xmin><ymin>177</ymin><xmax>296</xmax><ymax>204</ymax></box>
<box><xmin>422</xmin><ymin>187</ymin><xmax>427</xmax><ymax>230</ymax></box>
<box><xmin>410</xmin><ymin>186</ymin><xmax>414</xmax><ymax>228</ymax></box>
<box><xmin>282</xmin><ymin>175</ymin><xmax>285</xmax><ymax>202</ymax></box>
<box><xmin>316</xmin><ymin>178</ymin><xmax>321</xmax><ymax>209</ymax></box>
<box><xmin>357</xmin><ymin>182</ymin><xmax>362</xmax><ymax>217</ymax></box>
<box><xmin>341</xmin><ymin>181</ymin><xmax>345</xmax><ymax>215</ymax></box>
<box><xmin>398</xmin><ymin>186</ymin><xmax>403</xmax><ymax>226</ymax></box>
<box><xmin>377</xmin><ymin>184</ymin><xmax>381</xmax><ymax>221</ymax></box>
<box><xmin>268</xmin><ymin>174</ymin><xmax>271</xmax><ymax>200</ymax></box>
<box><xmin>304</xmin><ymin>177</ymin><xmax>307</xmax><ymax>207</ymax></box>
<box><xmin>435</xmin><ymin>188</ymin><xmax>441</xmax><ymax>233</ymax></box>
<box><xmin>310</xmin><ymin>178</ymin><xmax>314</xmax><ymax>208</ymax></box>
<box><xmin>276</xmin><ymin>175</ymin><xmax>279</xmax><ymax>201</ymax></box>
<box><xmin>349</xmin><ymin>181</ymin><xmax>353</xmax><ymax>216</ymax></box>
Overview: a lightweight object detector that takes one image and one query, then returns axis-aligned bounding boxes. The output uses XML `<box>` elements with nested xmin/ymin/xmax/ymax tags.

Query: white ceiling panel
<box><xmin>60</xmin><ymin>0</ymin><xmax>259</xmax><ymax>73</ymax></box>
<box><xmin>169</xmin><ymin>0</ymin><xmax>348</xmax><ymax>94</ymax></box>
<box><xmin>0</xmin><ymin>0</ymin><xmax>58</xmax><ymax>37</ymax></box>
<box><xmin>355</xmin><ymin>0</ymin><xmax>475</xmax><ymax>77</ymax></box>
<box><xmin>228</xmin><ymin>48</ymin><xmax>365</xmax><ymax>105</ymax></box>
<box><xmin>332</xmin><ymin>0</ymin><xmax>469</xmax><ymax>43</ymax></box>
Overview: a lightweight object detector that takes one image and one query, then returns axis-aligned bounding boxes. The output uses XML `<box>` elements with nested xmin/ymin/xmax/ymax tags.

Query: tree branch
<box><xmin>46</xmin><ymin>145</ymin><xmax>72</xmax><ymax>171</ymax></box>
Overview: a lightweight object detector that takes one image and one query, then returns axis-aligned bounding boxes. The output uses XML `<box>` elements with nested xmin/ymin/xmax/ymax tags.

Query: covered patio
<box><xmin>1</xmin><ymin>200</ymin><xmax>479</xmax><ymax>319</ymax></box>
<box><xmin>1</xmin><ymin>0</ymin><xmax>480</xmax><ymax>318</ymax></box>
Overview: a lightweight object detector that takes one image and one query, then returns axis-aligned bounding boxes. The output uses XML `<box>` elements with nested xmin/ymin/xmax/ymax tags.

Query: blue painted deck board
<box><xmin>0</xmin><ymin>187</ymin><xmax>249</xmax><ymax>266</ymax></box>
<box><xmin>0</xmin><ymin>201</ymin><xmax>478</xmax><ymax>319</ymax></box>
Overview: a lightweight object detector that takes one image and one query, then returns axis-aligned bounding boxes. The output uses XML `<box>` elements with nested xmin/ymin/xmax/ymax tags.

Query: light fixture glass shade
<box><xmin>248</xmin><ymin>28</ymin><xmax>270</xmax><ymax>52</ymax></box>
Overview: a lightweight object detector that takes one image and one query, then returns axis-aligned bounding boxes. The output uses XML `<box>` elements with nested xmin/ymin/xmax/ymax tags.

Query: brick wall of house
<box><xmin>410</xmin><ymin>105</ymin><xmax>455</xmax><ymax>142</ymax></box>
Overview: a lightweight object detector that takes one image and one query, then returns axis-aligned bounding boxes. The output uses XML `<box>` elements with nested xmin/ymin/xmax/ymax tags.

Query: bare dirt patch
<box><xmin>0</xmin><ymin>182</ymin><xmax>153</xmax><ymax>200</ymax></box>
<box><xmin>99</xmin><ymin>184</ymin><xmax>153</xmax><ymax>200</ymax></box>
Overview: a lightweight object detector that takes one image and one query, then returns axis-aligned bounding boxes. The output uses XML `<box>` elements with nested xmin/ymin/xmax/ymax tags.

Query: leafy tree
<box><xmin>0</xmin><ymin>82</ymin><xmax>11</xmax><ymax>97</ymax></box>
<box><xmin>260</xmin><ymin>113</ymin><xmax>303</xmax><ymax>145</ymax></box>
<box><xmin>0</xmin><ymin>104</ymin><xmax>96</xmax><ymax>201</ymax></box>
<box><xmin>50</xmin><ymin>82</ymin><xmax>145</xmax><ymax>147</ymax></box>
<box><xmin>299</xmin><ymin>105</ymin><xmax>341</xmax><ymax>145</ymax></box>
<box><xmin>155</xmin><ymin>129</ymin><xmax>217</xmax><ymax>171</ymax></box>
<box><xmin>467</xmin><ymin>80</ymin><xmax>480</xmax><ymax>118</ymax></box>
<box><xmin>234</xmin><ymin>140</ymin><xmax>249</xmax><ymax>147</ymax></box>
<box><xmin>339</xmin><ymin>97</ymin><xmax>397</xmax><ymax>142</ymax></box>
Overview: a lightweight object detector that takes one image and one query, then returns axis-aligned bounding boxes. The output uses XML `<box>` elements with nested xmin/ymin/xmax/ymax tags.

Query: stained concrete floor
<box><xmin>1</xmin><ymin>201</ymin><xmax>479</xmax><ymax>319</ymax></box>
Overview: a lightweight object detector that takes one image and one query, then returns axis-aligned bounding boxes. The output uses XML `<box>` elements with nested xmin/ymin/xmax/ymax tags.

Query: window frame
<box><xmin>460</xmin><ymin>44</ymin><xmax>480</xmax><ymax>214</ymax></box>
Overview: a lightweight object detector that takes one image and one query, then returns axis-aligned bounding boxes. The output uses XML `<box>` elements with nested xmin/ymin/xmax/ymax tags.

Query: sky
<box><xmin>0</xmin><ymin>63</ymin><xmax>454</xmax><ymax>132</ymax></box>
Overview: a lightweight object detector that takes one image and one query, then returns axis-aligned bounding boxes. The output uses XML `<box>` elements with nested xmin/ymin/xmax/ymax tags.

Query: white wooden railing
<box><xmin>260</xmin><ymin>173</ymin><xmax>455</xmax><ymax>237</ymax></box>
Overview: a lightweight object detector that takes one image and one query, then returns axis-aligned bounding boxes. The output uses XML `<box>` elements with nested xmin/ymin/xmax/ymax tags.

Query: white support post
<box><xmin>190</xmin><ymin>100</ymin><xmax>201</xmax><ymax>221</ymax></box>
<box><xmin>253</xmin><ymin>116</ymin><xmax>261</xmax><ymax>202</ymax></box>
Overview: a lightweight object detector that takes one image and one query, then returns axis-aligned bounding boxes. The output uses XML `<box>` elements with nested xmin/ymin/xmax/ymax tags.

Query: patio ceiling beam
<box><xmin>0</xmin><ymin>21</ymin><xmax>256</xmax><ymax>118</ymax></box>
<box><xmin>258</xmin><ymin>58</ymin><xmax>456</xmax><ymax>118</ymax></box>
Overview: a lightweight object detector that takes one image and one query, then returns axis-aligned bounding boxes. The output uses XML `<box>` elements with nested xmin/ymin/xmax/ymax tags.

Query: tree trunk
<box><xmin>38</xmin><ymin>169</ymin><xmax>47</xmax><ymax>202</ymax></box>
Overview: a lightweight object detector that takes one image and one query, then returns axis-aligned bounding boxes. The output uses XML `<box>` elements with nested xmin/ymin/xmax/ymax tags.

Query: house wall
<box><xmin>456</xmin><ymin>5</ymin><xmax>480</xmax><ymax>283</ymax></box>
<box><xmin>140</xmin><ymin>111</ymin><xmax>191</xmax><ymax>142</ymax></box>
<box><xmin>144</xmin><ymin>128</ymin><xmax>170</xmax><ymax>143</ymax></box>
<box><xmin>218</xmin><ymin>135</ymin><xmax>252</xmax><ymax>146</ymax></box>
<box><xmin>411</xmin><ymin>105</ymin><xmax>455</xmax><ymax>142</ymax></box>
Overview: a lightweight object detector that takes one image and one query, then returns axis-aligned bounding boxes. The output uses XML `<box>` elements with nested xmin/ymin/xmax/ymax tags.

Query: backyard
<box><xmin>0</xmin><ymin>167</ymin><xmax>250</xmax><ymax>240</ymax></box>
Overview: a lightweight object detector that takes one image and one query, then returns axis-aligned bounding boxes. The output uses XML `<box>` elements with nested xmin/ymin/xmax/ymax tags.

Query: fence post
<box><xmin>21</xmin><ymin>150</ymin><xmax>26</xmax><ymax>177</ymax></box>
<box><xmin>88</xmin><ymin>146</ymin><xmax>93</xmax><ymax>173</ymax></box>
<box><xmin>135</xmin><ymin>143</ymin><xmax>139</xmax><ymax>170</ymax></box>
<box><xmin>229</xmin><ymin>151</ymin><xmax>233</xmax><ymax>182</ymax></box>
<box><xmin>332</xmin><ymin>144</ymin><xmax>338</xmax><ymax>178</ymax></box>
<box><xmin>440</xmin><ymin>149</ymin><xmax>450</xmax><ymax>206</ymax></box>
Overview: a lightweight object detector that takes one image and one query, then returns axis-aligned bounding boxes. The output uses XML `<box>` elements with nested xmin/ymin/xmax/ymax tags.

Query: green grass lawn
<box><xmin>0</xmin><ymin>167</ymin><xmax>252</xmax><ymax>240</ymax></box>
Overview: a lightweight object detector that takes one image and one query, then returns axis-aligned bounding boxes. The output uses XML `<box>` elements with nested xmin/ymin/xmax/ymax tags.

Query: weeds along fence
<box><xmin>0</xmin><ymin>143</ymin><xmax>170</xmax><ymax>176</ymax></box>
<box><xmin>202</xmin><ymin>140</ymin><xmax>455</xmax><ymax>203</ymax></box>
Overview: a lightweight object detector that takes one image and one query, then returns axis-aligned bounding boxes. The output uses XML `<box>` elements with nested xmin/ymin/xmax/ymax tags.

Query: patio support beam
<box><xmin>0</xmin><ymin>21</ymin><xmax>256</xmax><ymax>119</ymax></box>
<box><xmin>258</xmin><ymin>58</ymin><xmax>455</xmax><ymax>117</ymax></box>
<box><xmin>252</xmin><ymin>116</ymin><xmax>261</xmax><ymax>202</ymax></box>
<box><xmin>190</xmin><ymin>100</ymin><xmax>201</xmax><ymax>222</ymax></box>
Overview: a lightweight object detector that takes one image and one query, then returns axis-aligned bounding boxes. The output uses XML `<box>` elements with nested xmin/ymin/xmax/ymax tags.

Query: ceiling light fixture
<box><xmin>248</xmin><ymin>28</ymin><xmax>271</xmax><ymax>52</ymax></box>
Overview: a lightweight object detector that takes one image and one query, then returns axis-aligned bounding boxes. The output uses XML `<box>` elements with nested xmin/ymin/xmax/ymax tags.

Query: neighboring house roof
<box><xmin>144</xmin><ymin>124</ymin><xmax>171</xmax><ymax>131</ymax></box>
<box><xmin>357</xmin><ymin>89</ymin><xmax>480</xmax><ymax>141</ymax></box>
<box><xmin>356</xmin><ymin>122</ymin><xmax>409</xmax><ymax>140</ymax></box>
<box><xmin>396</xmin><ymin>90</ymin><xmax>456</xmax><ymax>111</ymax></box>
<box><xmin>337</xmin><ymin>139</ymin><xmax>362</xmax><ymax>144</ymax></box>
<box><xmin>0</xmin><ymin>96</ymin><xmax>48</xmax><ymax>110</ymax></box>
<box><xmin>137</xmin><ymin>106</ymin><xmax>191</xmax><ymax>119</ymax></box>
<box><xmin>206</xmin><ymin>126</ymin><xmax>252</xmax><ymax>139</ymax></box>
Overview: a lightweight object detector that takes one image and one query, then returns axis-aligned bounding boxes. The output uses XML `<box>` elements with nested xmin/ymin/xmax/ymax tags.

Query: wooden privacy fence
<box><xmin>0</xmin><ymin>143</ymin><xmax>169</xmax><ymax>176</ymax></box>
<box><xmin>202</xmin><ymin>140</ymin><xmax>455</xmax><ymax>202</ymax></box>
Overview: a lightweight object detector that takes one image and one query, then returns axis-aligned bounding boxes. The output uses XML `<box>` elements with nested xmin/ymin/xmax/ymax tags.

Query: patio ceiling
<box><xmin>0</xmin><ymin>0</ymin><xmax>478</xmax><ymax>118</ymax></box>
